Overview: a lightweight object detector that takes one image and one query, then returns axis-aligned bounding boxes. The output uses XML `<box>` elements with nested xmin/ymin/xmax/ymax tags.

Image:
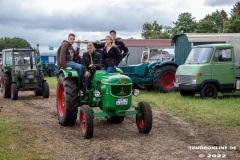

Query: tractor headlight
<box><xmin>132</xmin><ymin>89</ymin><xmax>140</xmax><ymax>97</ymax></box>
<box><xmin>93</xmin><ymin>90</ymin><xmax>101</xmax><ymax>97</ymax></box>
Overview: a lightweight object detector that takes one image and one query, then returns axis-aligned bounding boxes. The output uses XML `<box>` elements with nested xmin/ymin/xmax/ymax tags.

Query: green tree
<box><xmin>230</xmin><ymin>1</ymin><xmax>240</xmax><ymax>16</ymax></box>
<box><xmin>196</xmin><ymin>10</ymin><xmax>228</xmax><ymax>33</ymax></box>
<box><xmin>0</xmin><ymin>37</ymin><xmax>31</xmax><ymax>51</ymax></box>
<box><xmin>141</xmin><ymin>20</ymin><xmax>170</xmax><ymax>39</ymax></box>
<box><xmin>223</xmin><ymin>2</ymin><xmax>240</xmax><ymax>32</ymax></box>
<box><xmin>172</xmin><ymin>12</ymin><xmax>197</xmax><ymax>36</ymax></box>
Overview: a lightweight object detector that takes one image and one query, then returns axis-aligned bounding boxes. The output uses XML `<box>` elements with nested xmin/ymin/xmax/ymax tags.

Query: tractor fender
<box><xmin>58</xmin><ymin>68</ymin><xmax>79</xmax><ymax>79</ymax></box>
<box><xmin>153</xmin><ymin>61</ymin><xmax>179</xmax><ymax>72</ymax></box>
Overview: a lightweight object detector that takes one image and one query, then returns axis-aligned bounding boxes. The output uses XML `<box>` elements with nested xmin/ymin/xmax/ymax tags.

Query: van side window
<box><xmin>213</xmin><ymin>49</ymin><xmax>232</xmax><ymax>62</ymax></box>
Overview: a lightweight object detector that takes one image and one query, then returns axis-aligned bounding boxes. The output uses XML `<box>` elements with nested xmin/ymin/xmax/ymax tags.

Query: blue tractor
<box><xmin>118</xmin><ymin>49</ymin><xmax>178</xmax><ymax>92</ymax></box>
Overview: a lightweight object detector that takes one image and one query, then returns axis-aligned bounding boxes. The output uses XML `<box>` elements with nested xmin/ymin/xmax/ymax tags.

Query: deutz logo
<box><xmin>120</xmin><ymin>78</ymin><xmax>125</xmax><ymax>84</ymax></box>
<box><xmin>118</xmin><ymin>87</ymin><xmax>126</xmax><ymax>95</ymax></box>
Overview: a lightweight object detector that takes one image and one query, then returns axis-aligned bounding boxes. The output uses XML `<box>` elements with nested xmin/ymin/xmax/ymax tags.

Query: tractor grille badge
<box><xmin>119</xmin><ymin>87</ymin><xmax>126</xmax><ymax>95</ymax></box>
<box><xmin>120</xmin><ymin>78</ymin><xmax>125</xmax><ymax>84</ymax></box>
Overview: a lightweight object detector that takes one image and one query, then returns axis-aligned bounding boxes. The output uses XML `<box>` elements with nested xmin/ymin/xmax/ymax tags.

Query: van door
<box><xmin>212</xmin><ymin>48</ymin><xmax>235</xmax><ymax>90</ymax></box>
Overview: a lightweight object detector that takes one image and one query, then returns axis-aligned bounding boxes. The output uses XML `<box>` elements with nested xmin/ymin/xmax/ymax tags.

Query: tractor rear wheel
<box><xmin>56</xmin><ymin>75</ymin><xmax>79</xmax><ymax>126</ymax></box>
<box><xmin>136</xmin><ymin>102</ymin><xmax>152</xmax><ymax>134</ymax></box>
<box><xmin>153</xmin><ymin>65</ymin><xmax>177</xmax><ymax>93</ymax></box>
<box><xmin>107</xmin><ymin>116</ymin><xmax>125</xmax><ymax>124</ymax></box>
<box><xmin>79</xmin><ymin>105</ymin><xmax>94</xmax><ymax>139</ymax></box>
<box><xmin>2</xmin><ymin>73</ymin><xmax>12</xmax><ymax>98</ymax></box>
<box><xmin>42</xmin><ymin>82</ymin><xmax>49</xmax><ymax>98</ymax></box>
<box><xmin>11</xmin><ymin>83</ymin><xmax>18</xmax><ymax>100</ymax></box>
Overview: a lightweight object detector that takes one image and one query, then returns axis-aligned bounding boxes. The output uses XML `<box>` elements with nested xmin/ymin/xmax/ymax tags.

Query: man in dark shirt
<box><xmin>93</xmin><ymin>30</ymin><xmax>129</xmax><ymax>58</ymax></box>
<box><xmin>18</xmin><ymin>55</ymin><xmax>27</xmax><ymax>65</ymax></box>
<box><xmin>82</xmin><ymin>42</ymin><xmax>103</xmax><ymax>100</ymax></box>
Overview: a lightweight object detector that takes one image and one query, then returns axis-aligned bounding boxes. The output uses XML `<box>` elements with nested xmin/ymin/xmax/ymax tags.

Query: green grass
<box><xmin>133</xmin><ymin>90</ymin><xmax>240</xmax><ymax>130</ymax></box>
<box><xmin>45</xmin><ymin>76</ymin><xmax>57</xmax><ymax>89</ymax></box>
<box><xmin>0</xmin><ymin>106</ymin><xmax>38</xmax><ymax>160</ymax></box>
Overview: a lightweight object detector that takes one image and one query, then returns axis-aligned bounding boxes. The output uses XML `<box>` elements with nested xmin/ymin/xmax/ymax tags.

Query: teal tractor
<box><xmin>118</xmin><ymin>49</ymin><xmax>178</xmax><ymax>92</ymax></box>
<box><xmin>0</xmin><ymin>44</ymin><xmax>50</xmax><ymax>100</ymax></box>
<box><xmin>56</xmin><ymin>68</ymin><xmax>153</xmax><ymax>139</ymax></box>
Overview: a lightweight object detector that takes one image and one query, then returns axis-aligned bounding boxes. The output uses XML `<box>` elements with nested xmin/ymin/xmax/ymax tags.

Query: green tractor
<box><xmin>56</xmin><ymin>68</ymin><xmax>153</xmax><ymax>139</ymax></box>
<box><xmin>0</xmin><ymin>45</ymin><xmax>50</xmax><ymax>100</ymax></box>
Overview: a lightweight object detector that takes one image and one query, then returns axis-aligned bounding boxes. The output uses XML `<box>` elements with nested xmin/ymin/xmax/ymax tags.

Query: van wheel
<box><xmin>200</xmin><ymin>84</ymin><xmax>217</xmax><ymax>99</ymax></box>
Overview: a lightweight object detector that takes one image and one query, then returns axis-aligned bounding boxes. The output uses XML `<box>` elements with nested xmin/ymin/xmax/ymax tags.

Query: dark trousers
<box><xmin>84</xmin><ymin>76</ymin><xmax>92</xmax><ymax>90</ymax></box>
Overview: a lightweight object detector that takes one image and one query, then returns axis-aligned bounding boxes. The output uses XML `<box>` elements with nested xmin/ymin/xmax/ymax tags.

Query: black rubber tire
<box><xmin>179</xmin><ymin>90</ymin><xmax>196</xmax><ymax>97</ymax></box>
<box><xmin>34</xmin><ymin>89</ymin><xmax>43</xmax><ymax>96</ymax></box>
<box><xmin>153</xmin><ymin>65</ymin><xmax>177</xmax><ymax>93</ymax></box>
<box><xmin>107</xmin><ymin>116</ymin><xmax>125</xmax><ymax>124</ymax></box>
<box><xmin>56</xmin><ymin>77</ymin><xmax>79</xmax><ymax>126</ymax></box>
<box><xmin>136</xmin><ymin>102</ymin><xmax>152</xmax><ymax>134</ymax></box>
<box><xmin>11</xmin><ymin>83</ymin><xmax>18</xmax><ymax>100</ymax></box>
<box><xmin>42</xmin><ymin>82</ymin><xmax>50</xmax><ymax>98</ymax></box>
<box><xmin>2</xmin><ymin>72</ymin><xmax>12</xmax><ymax>98</ymax></box>
<box><xmin>200</xmin><ymin>83</ymin><xmax>218</xmax><ymax>99</ymax></box>
<box><xmin>79</xmin><ymin>105</ymin><xmax>94</xmax><ymax>139</ymax></box>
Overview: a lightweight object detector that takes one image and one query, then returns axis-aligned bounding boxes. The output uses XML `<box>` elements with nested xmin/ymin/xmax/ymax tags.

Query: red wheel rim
<box><xmin>161</xmin><ymin>72</ymin><xmax>175</xmax><ymax>89</ymax></box>
<box><xmin>58</xmin><ymin>83</ymin><xmax>65</xmax><ymax>116</ymax></box>
<box><xmin>80</xmin><ymin>112</ymin><xmax>86</xmax><ymax>133</ymax></box>
<box><xmin>137</xmin><ymin>108</ymin><xmax>144</xmax><ymax>128</ymax></box>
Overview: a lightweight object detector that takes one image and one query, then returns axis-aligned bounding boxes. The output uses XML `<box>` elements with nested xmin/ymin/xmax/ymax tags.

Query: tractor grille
<box><xmin>176</xmin><ymin>75</ymin><xmax>194</xmax><ymax>84</ymax></box>
<box><xmin>111</xmin><ymin>85</ymin><xmax>132</xmax><ymax>96</ymax></box>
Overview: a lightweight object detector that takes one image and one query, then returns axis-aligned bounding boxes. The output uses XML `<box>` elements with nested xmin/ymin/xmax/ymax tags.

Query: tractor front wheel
<box><xmin>79</xmin><ymin>105</ymin><xmax>94</xmax><ymax>139</ymax></box>
<box><xmin>42</xmin><ymin>82</ymin><xmax>50</xmax><ymax>98</ymax></box>
<box><xmin>11</xmin><ymin>83</ymin><xmax>18</xmax><ymax>100</ymax></box>
<box><xmin>56</xmin><ymin>75</ymin><xmax>79</xmax><ymax>126</ymax></box>
<box><xmin>136</xmin><ymin>102</ymin><xmax>152</xmax><ymax>134</ymax></box>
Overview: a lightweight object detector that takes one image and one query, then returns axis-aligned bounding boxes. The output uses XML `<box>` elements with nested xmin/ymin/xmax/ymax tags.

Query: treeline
<box><xmin>141</xmin><ymin>2</ymin><xmax>240</xmax><ymax>39</ymax></box>
<box><xmin>0</xmin><ymin>37</ymin><xmax>31</xmax><ymax>52</ymax></box>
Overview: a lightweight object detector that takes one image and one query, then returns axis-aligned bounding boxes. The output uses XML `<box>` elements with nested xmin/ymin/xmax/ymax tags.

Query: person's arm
<box><xmin>59</xmin><ymin>43</ymin><xmax>68</xmax><ymax>68</ymax></box>
<box><xmin>93</xmin><ymin>42</ymin><xmax>105</xmax><ymax>49</ymax></box>
<box><xmin>93</xmin><ymin>52</ymin><xmax>103</xmax><ymax>69</ymax></box>
<box><xmin>120</xmin><ymin>41</ymin><xmax>129</xmax><ymax>57</ymax></box>
<box><xmin>114</xmin><ymin>47</ymin><xmax>123</xmax><ymax>66</ymax></box>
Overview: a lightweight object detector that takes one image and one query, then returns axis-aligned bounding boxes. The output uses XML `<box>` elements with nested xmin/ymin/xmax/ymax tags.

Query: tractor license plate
<box><xmin>116</xmin><ymin>98</ymin><xmax>128</xmax><ymax>106</ymax></box>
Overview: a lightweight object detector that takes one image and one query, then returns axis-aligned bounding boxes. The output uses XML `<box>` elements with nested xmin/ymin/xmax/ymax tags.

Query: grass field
<box><xmin>45</xmin><ymin>77</ymin><xmax>240</xmax><ymax>131</ymax></box>
<box><xmin>0</xmin><ymin>77</ymin><xmax>239</xmax><ymax>159</ymax></box>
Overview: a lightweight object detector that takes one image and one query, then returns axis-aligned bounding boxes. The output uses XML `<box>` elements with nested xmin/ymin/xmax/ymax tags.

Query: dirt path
<box><xmin>0</xmin><ymin>90</ymin><xmax>239</xmax><ymax>160</ymax></box>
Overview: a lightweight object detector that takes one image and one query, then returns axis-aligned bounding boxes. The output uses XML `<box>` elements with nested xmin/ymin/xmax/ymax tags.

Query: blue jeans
<box><xmin>66</xmin><ymin>61</ymin><xmax>83</xmax><ymax>77</ymax></box>
<box><xmin>106</xmin><ymin>66</ymin><xmax>115</xmax><ymax>73</ymax></box>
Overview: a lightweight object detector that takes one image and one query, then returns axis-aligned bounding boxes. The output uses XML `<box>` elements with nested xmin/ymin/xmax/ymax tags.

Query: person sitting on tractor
<box><xmin>57</xmin><ymin>33</ymin><xmax>83</xmax><ymax>77</ymax></box>
<box><xmin>18</xmin><ymin>55</ymin><xmax>27</xmax><ymax>65</ymax></box>
<box><xmin>82</xmin><ymin>42</ymin><xmax>103</xmax><ymax>100</ymax></box>
<box><xmin>102</xmin><ymin>35</ymin><xmax>122</xmax><ymax>73</ymax></box>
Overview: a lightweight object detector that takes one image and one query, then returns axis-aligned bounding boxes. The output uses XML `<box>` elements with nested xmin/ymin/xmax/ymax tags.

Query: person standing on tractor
<box><xmin>102</xmin><ymin>35</ymin><xmax>122</xmax><ymax>73</ymax></box>
<box><xmin>57</xmin><ymin>33</ymin><xmax>83</xmax><ymax>77</ymax></box>
<box><xmin>82</xmin><ymin>42</ymin><xmax>103</xmax><ymax>100</ymax></box>
<box><xmin>93</xmin><ymin>30</ymin><xmax>129</xmax><ymax>58</ymax></box>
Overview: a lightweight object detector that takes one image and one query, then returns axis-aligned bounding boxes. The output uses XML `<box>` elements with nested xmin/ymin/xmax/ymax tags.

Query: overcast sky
<box><xmin>0</xmin><ymin>0</ymin><xmax>237</xmax><ymax>52</ymax></box>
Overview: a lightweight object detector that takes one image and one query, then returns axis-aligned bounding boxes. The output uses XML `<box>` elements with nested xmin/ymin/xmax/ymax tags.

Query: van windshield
<box><xmin>185</xmin><ymin>47</ymin><xmax>213</xmax><ymax>64</ymax></box>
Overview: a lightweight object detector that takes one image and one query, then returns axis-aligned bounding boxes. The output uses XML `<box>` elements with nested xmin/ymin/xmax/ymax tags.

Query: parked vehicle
<box><xmin>40</xmin><ymin>52</ymin><xmax>57</xmax><ymax>77</ymax></box>
<box><xmin>56</xmin><ymin>68</ymin><xmax>153</xmax><ymax>139</ymax></box>
<box><xmin>118</xmin><ymin>49</ymin><xmax>178</xmax><ymax>92</ymax></box>
<box><xmin>174</xmin><ymin>40</ymin><xmax>240</xmax><ymax>98</ymax></box>
<box><xmin>0</xmin><ymin>44</ymin><xmax>49</xmax><ymax>100</ymax></box>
